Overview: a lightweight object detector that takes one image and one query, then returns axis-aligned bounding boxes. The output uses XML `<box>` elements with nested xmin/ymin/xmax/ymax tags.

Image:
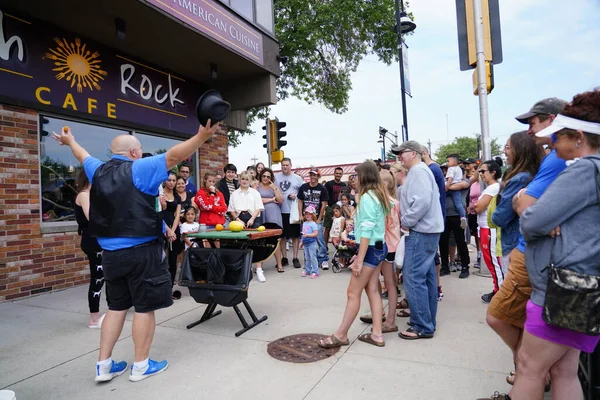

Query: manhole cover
<box><xmin>267</xmin><ymin>333</ymin><xmax>340</xmax><ymax>363</ymax></box>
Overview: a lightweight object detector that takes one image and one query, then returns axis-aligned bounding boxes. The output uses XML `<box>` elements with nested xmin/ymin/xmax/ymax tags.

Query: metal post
<box><xmin>382</xmin><ymin>138</ymin><xmax>386</xmax><ymax>161</ymax></box>
<box><xmin>395</xmin><ymin>0</ymin><xmax>409</xmax><ymax>141</ymax></box>
<box><xmin>473</xmin><ymin>0</ymin><xmax>491</xmax><ymax>160</ymax></box>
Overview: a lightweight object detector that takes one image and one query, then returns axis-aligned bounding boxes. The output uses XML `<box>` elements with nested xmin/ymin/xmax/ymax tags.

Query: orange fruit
<box><xmin>63</xmin><ymin>126</ymin><xmax>69</xmax><ymax>133</ymax></box>
<box><xmin>215</xmin><ymin>224</ymin><xmax>224</xmax><ymax>231</ymax></box>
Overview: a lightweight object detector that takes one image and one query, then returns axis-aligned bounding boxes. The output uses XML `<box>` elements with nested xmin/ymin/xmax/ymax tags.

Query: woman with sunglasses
<box><xmin>256</xmin><ymin>168</ymin><xmax>284</xmax><ymax>277</ymax></box>
<box><xmin>473</xmin><ymin>160</ymin><xmax>502</xmax><ymax>303</ymax></box>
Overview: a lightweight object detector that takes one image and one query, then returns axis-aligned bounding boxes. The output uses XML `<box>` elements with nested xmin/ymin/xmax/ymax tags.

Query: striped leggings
<box><xmin>479</xmin><ymin>227</ymin><xmax>504</xmax><ymax>292</ymax></box>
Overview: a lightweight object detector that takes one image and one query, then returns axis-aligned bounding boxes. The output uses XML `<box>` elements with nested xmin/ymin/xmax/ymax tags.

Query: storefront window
<box><xmin>39</xmin><ymin>116</ymin><xmax>194</xmax><ymax>224</ymax></box>
<box><xmin>256</xmin><ymin>0</ymin><xmax>274</xmax><ymax>33</ymax></box>
<box><xmin>230</xmin><ymin>0</ymin><xmax>254</xmax><ymax>20</ymax></box>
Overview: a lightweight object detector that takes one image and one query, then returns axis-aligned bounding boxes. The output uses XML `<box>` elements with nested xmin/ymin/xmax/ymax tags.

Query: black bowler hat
<box><xmin>195</xmin><ymin>89</ymin><xmax>231</xmax><ymax>126</ymax></box>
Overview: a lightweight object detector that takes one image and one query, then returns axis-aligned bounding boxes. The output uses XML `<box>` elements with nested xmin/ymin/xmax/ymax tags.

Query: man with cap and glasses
<box><xmin>479</xmin><ymin>97</ymin><xmax>567</xmax><ymax>399</ymax></box>
<box><xmin>298</xmin><ymin>169</ymin><xmax>330</xmax><ymax>270</ymax></box>
<box><xmin>392</xmin><ymin>141</ymin><xmax>444</xmax><ymax>340</ymax></box>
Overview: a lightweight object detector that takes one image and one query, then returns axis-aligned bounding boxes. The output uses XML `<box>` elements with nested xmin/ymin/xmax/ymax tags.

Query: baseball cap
<box><xmin>391</xmin><ymin>140</ymin><xmax>424</xmax><ymax>155</ymax></box>
<box><xmin>304</xmin><ymin>205</ymin><xmax>317</xmax><ymax>214</ymax></box>
<box><xmin>515</xmin><ymin>98</ymin><xmax>568</xmax><ymax>124</ymax></box>
<box><xmin>309</xmin><ymin>168</ymin><xmax>320</xmax><ymax>176</ymax></box>
<box><xmin>462</xmin><ymin>157</ymin><xmax>477</xmax><ymax>164</ymax></box>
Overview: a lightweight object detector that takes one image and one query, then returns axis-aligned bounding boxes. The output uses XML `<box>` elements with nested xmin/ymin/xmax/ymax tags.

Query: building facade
<box><xmin>0</xmin><ymin>0</ymin><xmax>279</xmax><ymax>300</ymax></box>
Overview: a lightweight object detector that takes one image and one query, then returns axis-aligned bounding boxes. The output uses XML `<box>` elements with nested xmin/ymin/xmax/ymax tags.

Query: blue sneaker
<box><xmin>129</xmin><ymin>359</ymin><xmax>169</xmax><ymax>382</ymax></box>
<box><xmin>95</xmin><ymin>360</ymin><xmax>128</xmax><ymax>382</ymax></box>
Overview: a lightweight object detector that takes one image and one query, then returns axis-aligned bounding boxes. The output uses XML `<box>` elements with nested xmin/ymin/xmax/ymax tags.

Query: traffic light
<box><xmin>274</xmin><ymin>118</ymin><xmax>287</xmax><ymax>149</ymax></box>
<box><xmin>40</xmin><ymin>116</ymin><xmax>50</xmax><ymax>137</ymax></box>
<box><xmin>262</xmin><ymin>118</ymin><xmax>272</xmax><ymax>152</ymax></box>
<box><xmin>472</xmin><ymin>61</ymin><xmax>494</xmax><ymax>95</ymax></box>
<box><xmin>267</xmin><ymin>118</ymin><xmax>287</xmax><ymax>164</ymax></box>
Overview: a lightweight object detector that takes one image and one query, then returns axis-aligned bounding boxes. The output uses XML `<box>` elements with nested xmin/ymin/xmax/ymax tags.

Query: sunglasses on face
<box><xmin>262</xmin><ymin>175</ymin><xmax>272</xmax><ymax>179</ymax></box>
<box><xmin>479</xmin><ymin>169</ymin><xmax>489</xmax><ymax>174</ymax></box>
<box><xmin>180</xmin><ymin>170</ymin><xmax>190</xmax><ymax>174</ymax></box>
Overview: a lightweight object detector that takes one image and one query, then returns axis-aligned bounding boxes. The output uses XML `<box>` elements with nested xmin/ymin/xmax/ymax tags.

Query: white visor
<box><xmin>535</xmin><ymin>114</ymin><xmax>600</xmax><ymax>137</ymax></box>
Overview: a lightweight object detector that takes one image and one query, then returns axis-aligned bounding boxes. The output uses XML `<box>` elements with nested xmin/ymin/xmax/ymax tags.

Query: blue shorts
<box><xmin>363</xmin><ymin>243</ymin><xmax>388</xmax><ymax>268</ymax></box>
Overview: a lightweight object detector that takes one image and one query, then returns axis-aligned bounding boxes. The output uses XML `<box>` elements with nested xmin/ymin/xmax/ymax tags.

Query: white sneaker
<box><xmin>321</xmin><ymin>261</ymin><xmax>329</xmax><ymax>270</ymax></box>
<box><xmin>256</xmin><ymin>269</ymin><xmax>266</xmax><ymax>283</ymax></box>
<box><xmin>460</xmin><ymin>217</ymin><xmax>467</xmax><ymax>230</ymax></box>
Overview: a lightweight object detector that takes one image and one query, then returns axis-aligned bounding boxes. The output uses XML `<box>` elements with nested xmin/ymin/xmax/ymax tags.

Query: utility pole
<box><xmin>427</xmin><ymin>138</ymin><xmax>432</xmax><ymax>155</ymax></box>
<box><xmin>473</xmin><ymin>0</ymin><xmax>492</xmax><ymax>160</ymax></box>
<box><xmin>250</xmin><ymin>155</ymin><xmax>259</xmax><ymax>165</ymax></box>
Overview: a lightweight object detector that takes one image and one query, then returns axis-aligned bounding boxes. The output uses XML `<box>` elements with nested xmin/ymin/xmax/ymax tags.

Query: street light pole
<box><xmin>394</xmin><ymin>0</ymin><xmax>414</xmax><ymax>142</ymax></box>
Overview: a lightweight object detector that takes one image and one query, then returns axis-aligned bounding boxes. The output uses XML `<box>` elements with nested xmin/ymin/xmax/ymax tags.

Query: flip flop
<box><xmin>277</xmin><ymin>267</ymin><xmax>285</xmax><ymax>273</ymax></box>
<box><xmin>397</xmin><ymin>299</ymin><xmax>409</xmax><ymax>309</ymax></box>
<box><xmin>382</xmin><ymin>324</ymin><xmax>399</xmax><ymax>333</ymax></box>
<box><xmin>358</xmin><ymin>333</ymin><xmax>385</xmax><ymax>347</ymax></box>
<box><xmin>397</xmin><ymin>309</ymin><xmax>411</xmax><ymax>318</ymax></box>
<box><xmin>359</xmin><ymin>314</ymin><xmax>386</xmax><ymax>324</ymax></box>
<box><xmin>317</xmin><ymin>334</ymin><xmax>349</xmax><ymax>349</ymax></box>
<box><xmin>398</xmin><ymin>327</ymin><xmax>434</xmax><ymax>340</ymax></box>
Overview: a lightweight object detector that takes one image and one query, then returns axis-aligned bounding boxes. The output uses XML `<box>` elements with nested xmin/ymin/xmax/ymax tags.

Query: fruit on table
<box><xmin>229</xmin><ymin>220</ymin><xmax>244</xmax><ymax>232</ymax></box>
<box><xmin>215</xmin><ymin>224</ymin><xmax>224</xmax><ymax>231</ymax></box>
<box><xmin>257</xmin><ymin>226</ymin><xmax>266</xmax><ymax>231</ymax></box>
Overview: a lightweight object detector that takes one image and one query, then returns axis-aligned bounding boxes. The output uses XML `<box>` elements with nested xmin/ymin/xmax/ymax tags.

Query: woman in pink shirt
<box><xmin>466</xmin><ymin>163</ymin><xmax>481</xmax><ymax>267</ymax></box>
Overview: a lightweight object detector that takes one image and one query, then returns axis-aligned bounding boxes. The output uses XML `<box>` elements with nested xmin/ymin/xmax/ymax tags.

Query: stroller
<box><xmin>331</xmin><ymin>242</ymin><xmax>358</xmax><ymax>273</ymax></box>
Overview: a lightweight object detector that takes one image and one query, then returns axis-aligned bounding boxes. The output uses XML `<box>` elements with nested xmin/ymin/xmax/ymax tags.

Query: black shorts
<box><xmin>385</xmin><ymin>251</ymin><xmax>396</xmax><ymax>263</ymax></box>
<box><xmin>281</xmin><ymin>213</ymin><xmax>301</xmax><ymax>239</ymax></box>
<box><xmin>102</xmin><ymin>239</ymin><xmax>173</xmax><ymax>313</ymax></box>
<box><xmin>468</xmin><ymin>214</ymin><xmax>478</xmax><ymax>237</ymax></box>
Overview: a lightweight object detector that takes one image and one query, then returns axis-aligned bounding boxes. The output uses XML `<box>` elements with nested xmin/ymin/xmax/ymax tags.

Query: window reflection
<box><xmin>231</xmin><ymin>0</ymin><xmax>254</xmax><ymax>20</ymax></box>
<box><xmin>40</xmin><ymin>116</ymin><xmax>128</xmax><ymax>223</ymax></box>
<box><xmin>256</xmin><ymin>0</ymin><xmax>273</xmax><ymax>32</ymax></box>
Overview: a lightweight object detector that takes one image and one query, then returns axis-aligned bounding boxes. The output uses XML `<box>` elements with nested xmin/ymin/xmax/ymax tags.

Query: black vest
<box><xmin>89</xmin><ymin>158</ymin><xmax>162</xmax><ymax>237</ymax></box>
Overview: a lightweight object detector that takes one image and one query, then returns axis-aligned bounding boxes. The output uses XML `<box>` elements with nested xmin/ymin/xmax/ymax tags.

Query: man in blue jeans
<box><xmin>53</xmin><ymin>120</ymin><xmax>219</xmax><ymax>383</ymax></box>
<box><xmin>393</xmin><ymin>141</ymin><xmax>445</xmax><ymax>339</ymax></box>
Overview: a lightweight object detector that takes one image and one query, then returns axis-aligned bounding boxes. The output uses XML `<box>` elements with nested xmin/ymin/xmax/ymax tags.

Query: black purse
<box><xmin>542</xmin><ymin>161</ymin><xmax>600</xmax><ymax>336</ymax></box>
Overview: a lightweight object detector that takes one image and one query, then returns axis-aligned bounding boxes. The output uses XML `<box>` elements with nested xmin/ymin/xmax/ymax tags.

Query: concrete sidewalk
<box><xmin>0</xmin><ymin>256</ymin><xmax>514</xmax><ymax>400</ymax></box>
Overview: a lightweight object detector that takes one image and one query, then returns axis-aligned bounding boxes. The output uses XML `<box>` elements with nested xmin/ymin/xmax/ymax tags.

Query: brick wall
<box><xmin>197</xmin><ymin>124</ymin><xmax>230</xmax><ymax>178</ymax></box>
<box><xmin>0</xmin><ymin>104</ymin><xmax>88</xmax><ymax>301</ymax></box>
<box><xmin>0</xmin><ymin>104</ymin><xmax>230</xmax><ymax>302</ymax></box>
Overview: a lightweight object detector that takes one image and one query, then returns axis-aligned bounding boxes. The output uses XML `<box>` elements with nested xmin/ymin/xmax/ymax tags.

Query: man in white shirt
<box><xmin>275</xmin><ymin>158</ymin><xmax>304</xmax><ymax>268</ymax></box>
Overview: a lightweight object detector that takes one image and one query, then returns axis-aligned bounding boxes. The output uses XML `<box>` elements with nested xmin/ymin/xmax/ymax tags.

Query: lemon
<box><xmin>257</xmin><ymin>226</ymin><xmax>266</xmax><ymax>231</ymax></box>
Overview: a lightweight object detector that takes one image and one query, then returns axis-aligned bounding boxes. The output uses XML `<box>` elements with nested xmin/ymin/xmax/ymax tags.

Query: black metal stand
<box><xmin>185</xmin><ymin>300</ymin><xmax>267</xmax><ymax>337</ymax></box>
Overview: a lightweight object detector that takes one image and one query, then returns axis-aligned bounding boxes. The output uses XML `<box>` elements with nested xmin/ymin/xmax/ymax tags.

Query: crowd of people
<box><xmin>59</xmin><ymin>88</ymin><xmax>600</xmax><ymax>396</ymax></box>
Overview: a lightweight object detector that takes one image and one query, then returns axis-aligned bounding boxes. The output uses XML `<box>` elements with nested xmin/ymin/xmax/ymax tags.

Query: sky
<box><xmin>229</xmin><ymin>0</ymin><xmax>600</xmax><ymax>169</ymax></box>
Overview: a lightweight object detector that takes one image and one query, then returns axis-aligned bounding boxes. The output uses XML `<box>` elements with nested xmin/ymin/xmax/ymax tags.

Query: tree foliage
<box><xmin>434</xmin><ymin>136</ymin><xmax>502</xmax><ymax>164</ymax></box>
<box><xmin>229</xmin><ymin>0</ymin><xmax>407</xmax><ymax>146</ymax></box>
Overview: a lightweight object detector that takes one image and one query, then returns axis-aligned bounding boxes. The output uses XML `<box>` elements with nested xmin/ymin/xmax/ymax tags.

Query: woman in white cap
<box><xmin>506</xmin><ymin>89</ymin><xmax>600</xmax><ymax>400</ymax></box>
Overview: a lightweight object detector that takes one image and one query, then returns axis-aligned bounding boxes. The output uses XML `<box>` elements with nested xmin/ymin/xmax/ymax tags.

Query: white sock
<box><xmin>133</xmin><ymin>358</ymin><xmax>149</xmax><ymax>372</ymax></box>
<box><xmin>97</xmin><ymin>358</ymin><xmax>112</xmax><ymax>368</ymax></box>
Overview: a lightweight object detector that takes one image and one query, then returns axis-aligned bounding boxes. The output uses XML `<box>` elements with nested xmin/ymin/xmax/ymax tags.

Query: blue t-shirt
<box><xmin>516</xmin><ymin>150</ymin><xmax>566</xmax><ymax>252</ymax></box>
<box><xmin>83</xmin><ymin>154</ymin><xmax>169</xmax><ymax>251</ymax></box>
<box><xmin>428</xmin><ymin>162</ymin><xmax>447</xmax><ymax>220</ymax></box>
<box><xmin>302</xmin><ymin>221</ymin><xmax>318</xmax><ymax>245</ymax></box>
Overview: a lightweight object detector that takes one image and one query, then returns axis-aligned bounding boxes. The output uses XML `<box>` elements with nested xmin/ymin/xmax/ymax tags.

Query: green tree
<box><xmin>385</xmin><ymin>150</ymin><xmax>397</xmax><ymax>161</ymax></box>
<box><xmin>434</xmin><ymin>136</ymin><xmax>502</xmax><ymax>164</ymax></box>
<box><xmin>229</xmin><ymin>0</ymin><xmax>408</xmax><ymax>146</ymax></box>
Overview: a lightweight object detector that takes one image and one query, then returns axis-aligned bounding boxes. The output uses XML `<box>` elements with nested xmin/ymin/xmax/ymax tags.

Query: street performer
<box><xmin>53</xmin><ymin>120</ymin><xmax>219</xmax><ymax>383</ymax></box>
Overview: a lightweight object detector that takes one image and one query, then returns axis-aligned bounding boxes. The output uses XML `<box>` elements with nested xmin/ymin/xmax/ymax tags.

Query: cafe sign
<box><xmin>0</xmin><ymin>8</ymin><xmax>204</xmax><ymax>136</ymax></box>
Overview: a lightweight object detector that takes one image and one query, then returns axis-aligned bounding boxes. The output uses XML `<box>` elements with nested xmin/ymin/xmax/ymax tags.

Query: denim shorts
<box><xmin>363</xmin><ymin>243</ymin><xmax>388</xmax><ymax>268</ymax></box>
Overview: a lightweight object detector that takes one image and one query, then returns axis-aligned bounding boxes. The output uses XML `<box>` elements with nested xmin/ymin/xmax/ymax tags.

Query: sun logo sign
<box><xmin>45</xmin><ymin>37</ymin><xmax>107</xmax><ymax>93</ymax></box>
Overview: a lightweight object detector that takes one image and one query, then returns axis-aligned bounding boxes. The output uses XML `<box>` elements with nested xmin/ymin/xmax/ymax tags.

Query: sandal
<box><xmin>358</xmin><ymin>333</ymin><xmax>385</xmax><ymax>347</ymax></box>
<box><xmin>382</xmin><ymin>324</ymin><xmax>399</xmax><ymax>333</ymax></box>
<box><xmin>277</xmin><ymin>267</ymin><xmax>285</xmax><ymax>273</ymax></box>
<box><xmin>317</xmin><ymin>334</ymin><xmax>349</xmax><ymax>349</ymax></box>
<box><xmin>359</xmin><ymin>314</ymin><xmax>386</xmax><ymax>324</ymax></box>
<box><xmin>397</xmin><ymin>309</ymin><xmax>411</xmax><ymax>318</ymax></box>
<box><xmin>398</xmin><ymin>327</ymin><xmax>434</xmax><ymax>340</ymax></box>
<box><xmin>397</xmin><ymin>299</ymin><xmax>409</xmax><ymax>309</ymax></box>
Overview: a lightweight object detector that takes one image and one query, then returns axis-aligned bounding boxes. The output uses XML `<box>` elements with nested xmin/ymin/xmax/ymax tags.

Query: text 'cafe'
<box><xmin>0</xmin><ymin>0</ymin><xmax>280</xmax><ymax>301</ymax></box>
